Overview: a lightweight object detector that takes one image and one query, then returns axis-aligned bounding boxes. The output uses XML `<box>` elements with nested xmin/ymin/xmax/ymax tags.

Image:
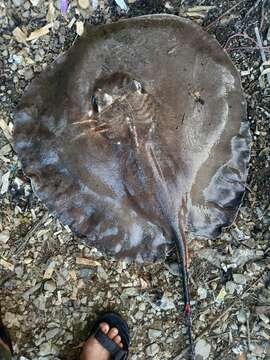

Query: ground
<box><xmin>0</xmin><ymin>0</ymin><xmax>270</xmax><ymax>359</ymax></box>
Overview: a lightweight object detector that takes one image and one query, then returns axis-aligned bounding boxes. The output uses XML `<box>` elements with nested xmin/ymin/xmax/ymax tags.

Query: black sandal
<box><xmin>89</xmin><ymin>312</ymin><xmax>130</xmax><ymax>360</ymax></box>
<box><xmin>0</xmin><ymin>318</ymin><xmax>13</xmax><ymax>360</ymax></box>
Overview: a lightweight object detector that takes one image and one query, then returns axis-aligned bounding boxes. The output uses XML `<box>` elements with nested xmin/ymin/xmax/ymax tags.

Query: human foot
<box><xmin>80</xmin><ymin>322</ymin><xmax>123</xmax><ymax>360</ymax></box>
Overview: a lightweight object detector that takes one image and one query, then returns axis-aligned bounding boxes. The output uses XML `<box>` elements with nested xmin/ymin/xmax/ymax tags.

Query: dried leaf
<box><xmin>13</xmin><ymin>27</ymin><xmax>27</xmax><ymax>43</ymax></box>
<box><xmin>27</xmin><ymin>23</ymin><xmax>53</xmax><ymax>41</ymax></box>
<box><xmin>76</xmin><ymin>257</ymin><xmax>101</xmax><ymax>267</ymax></box>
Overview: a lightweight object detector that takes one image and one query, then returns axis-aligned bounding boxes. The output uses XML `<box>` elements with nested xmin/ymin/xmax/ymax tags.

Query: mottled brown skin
<box><xmin>13</xmin><ymin>15</ymin><xmax>251</xmax><ymax>262</ymax></box>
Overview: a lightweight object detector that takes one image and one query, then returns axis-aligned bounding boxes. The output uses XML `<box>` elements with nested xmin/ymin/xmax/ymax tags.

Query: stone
<box><xmin>97</xmin><ymin>266</ymin><xmax>108</xmax><ymax>280</ymax></box>
<box><xmin>146</xmin><ymin>343</ymin><xmax>160</xmax><ymax>356</ymax></box>
<box><xmin>233</xmin><ymin>274</ymin><xmax>247</xmax><ymax>285</ymax></box>
<box><xmin>148</xmin><ymin>329</ymin><xmax>162</xmax><ymax>340</ymax></box>
<box><xmin>158</xmin><ymin>293</ymin><xmax>175</xmax><ymax>310</ymax></box>
<box><xmin>46</xmin><ymin>328</ymin><xmax>60</xmax><ymax>340</ymax></box>
<box><xmin>226</xmin><ymin>281</ymin><xmax>237</xmax><ymax>294</ymax></box>
<box><xmin>44</xmin><ymin>280</ymin><xmax>56</xmax><ymax>293</ymax></box>
<box><xmin>12</xmin><ymin>0</ymin><xmax>24</xmax><ymax>6</ymax></box>
<box><xmin>197</xmin><ymin>287</ymin><xmax>207</xmax><ymax>300</ymax></box>
<box><xmin>195</xmin><ymin>339</ymin><xmax>211</xmax><ymax>360</ymax></box>
<box><xmin>39</xmin><ymin>342</ymin><xmax>55</xmax><ymax>356</ymax></box>
<box><xmin>0</xmin><ymin>230</ymin><xmax>10</xmax><ymax>243</ymax></box>
<box><xmin>237</xmin><ymin>309</ymin><xmax>247</xmax><ymax>324</ymax></box>
<box><xmin>78</xmin><ymin>0</ymin><xmax>89</xmax><ymax>9</ymax></box>
<box><xmin>79</xmin><ymin>268</ymin><xmax>92</xmax><ymax>278</ymax></box>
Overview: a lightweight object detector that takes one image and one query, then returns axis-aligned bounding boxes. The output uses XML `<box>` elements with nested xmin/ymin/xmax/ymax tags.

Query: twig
<box><xmin>13</xmin><ymin>213</ymin><xmax>49</xmax><ymax>256</ymax></box>
<box><xmin>246</xmin><ymin>312</ymin><xmax>251</xmax><ymax>351</ymax></box>
<box><xmin>254</xmin><ymin>26</ymin><xmax>270</xmax><ymax>86</ymax></box>
<box><xmin>243</xmin><ymin>0</ymin><xmax>262</xmax><ymax>21</ymax></box>
<box><xmin>174</xmin><ymin>271</ymin><xmax>265</xmax><ymax>360</ymax></box>
<box><xmin>205</xmin><ymin>0</ymin><xmax>247</xmax><ymax>31</ymax></box>
<box><xmin>260</xmin><ymin>0</ymin><xmax>267</xmax><ymax>30</ymax></box>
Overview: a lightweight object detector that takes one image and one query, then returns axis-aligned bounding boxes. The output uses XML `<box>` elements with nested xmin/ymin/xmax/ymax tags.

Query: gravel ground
<box><xmin>0</xmin><ymin>0</ymin><xmax>270</xmax><ymax>359</ymax></box>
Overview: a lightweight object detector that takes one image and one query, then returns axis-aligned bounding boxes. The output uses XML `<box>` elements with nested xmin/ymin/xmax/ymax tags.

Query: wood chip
<box><xmin>1</xmin><ymin>171</ymin><xmax>10</xmax><ymax>195</ymax></box>
<box><xmin>69</xmin><ymin>270</ymin><xmax>77</xmax><ymax>281</ymax></box>
<box><xmin>0</xmin><ymin>144</ymin><xmax>12</xmax><ymax>156</ymax></box>
<box><xmin>27</xmin><ymin>23</ymin><xmax>53</xmax><ymax>41</ymax></box>
<box><xmin>76</xmin><ymin>257</ymin><xmax>101</xmax><ymax>267</ymax></box>
<box><xmin>255</xmin><ymin>306</ymin><xmax>270</xmax><ymax>315</ymax></box>
<box><xmin>0</xmin><ymin>119</ymin><xmax>12</xmax><ymax>142</ymax></box>
<box><xmin>0</xmin><ymin>258</ymin><xmax>14</xmax><ymax>271</ymax></box>
<box><xmin>43</xmin><ymin>261</ymin><xmax>56</xmax><ymax>279</ymax></box>
<box><xmin>47</xmin><ymin>2</ymin><xmax>55</xmax><ymax>23</ymax></box>
<box><xmin>76</xmin><ymin>21</ymin><xmax>84</xmax><ymax>36</ymax></box>
<box><xmin>13</xmin><ymin>27</ymin><xmax>27</xmax><ymax>43</ymax></box>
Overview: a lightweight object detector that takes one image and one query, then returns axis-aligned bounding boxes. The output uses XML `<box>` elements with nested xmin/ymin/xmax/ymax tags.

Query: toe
<box><xmin>99</xmin><ymin>322</ymin><xmax>110</xmax><ymax>334</ymax></box>
<box><xmin>108</xmin><ymin>327</ymin><xmax>118</xmax><ymax>339</ymax></box>
<box><xmin>114</xmin><ymin>335</ymin><xmax>121</xmax><ymax>344</ymax></box>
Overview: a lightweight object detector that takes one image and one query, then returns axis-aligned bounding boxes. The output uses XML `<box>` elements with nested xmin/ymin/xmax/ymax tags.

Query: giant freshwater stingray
<box><xmin>13</xmin><ymin>15</ymin><xmax>251</xmax><ymax>358</ymax></box>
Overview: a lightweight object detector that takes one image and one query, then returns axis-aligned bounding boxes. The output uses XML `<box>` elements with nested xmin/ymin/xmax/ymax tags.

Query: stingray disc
<box><xmin>14</xmin><ymin>15</ymin><xmax>251</xmax><ymax>262</ymax></box>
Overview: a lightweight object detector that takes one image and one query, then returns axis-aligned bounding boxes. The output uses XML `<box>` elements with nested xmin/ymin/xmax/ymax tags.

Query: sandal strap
<box><xmin>95</xmin><ymin>329</ymin><xmax>128</xmax><ymax>360</ymax></box>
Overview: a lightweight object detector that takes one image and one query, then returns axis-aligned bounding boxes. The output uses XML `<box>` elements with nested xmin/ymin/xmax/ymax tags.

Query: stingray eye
<box><xmin>91</xmin><ymin>95</ymin><xmax>99</xmax><ymax>113</ymax></box>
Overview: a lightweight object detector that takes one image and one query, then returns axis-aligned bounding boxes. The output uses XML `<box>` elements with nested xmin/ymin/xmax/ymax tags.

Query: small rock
<box><xmin>195</xmin><ymin>339</ymin><xmax>211</xmax><ymax>360</ymax></box>
<box><xmin>97</xmin><ymin>266</ymin><xmax>108</xmax><ymax>280</ymax></box>
<box><xmin>0</xmin><ymin>230</ymin><xmax>10</xmax><ymax>243</ymax></box>
<box><xmin>148</xmin><ymin>329</ymin><xmax>162</xmax><ymax>340</ymax></box>
<box><xmin>165</xmin><ymin>262</ymin><xmax>179</xmax><ymax>276</ymax></box>
<box><xmin>46</xmin><ymin>328</ymin><xmax>60</xmax><ymax>340</ymax></box>
<box><xmin>237</xmin><ymin>309</ymin><xmax>247</xmax><ymax>324</ymax></box>
<box><xmin>146</xmin><ymin>343</ymin><xmax>160</xmax><ymax>356</ymax></box>
<box><xmin>78</xmin><ymin>0</ymin><xmax>89</xmax><ymax>9</ymax></box>
<box><xmin>158</xmin><ymin>293</ymin><xmax>175</xmax><ymax>310</ymax></box>
<box><xmin>197</xmin><ymin>287</ymin><xmax>207</xmax><ymax>300</ymax></box>
<box><xmin>44</xmin><ymin>280</ymin><xmax>56</xmax><ymax>293</ymax></box>
<box><xmin>233</xmin><ymin>274</ymin><xmax>247</xmax><ymax>285</ymax></box>
<box><xmin>226</xmin><ymin>281</ymin><xmax>237</xmax><ymax>294</ymax></box>
<box><xmin>24</xmin><ymin>69</ymin><xmax>34</xmax><ymax>81</ymax></box>
<box><xmin>30</xmin><ymin>0</ymin><xmax>39</xmax><ymax>6</ymax></box>
<box><xmin>39</xmin><ymin>342</ymin><xmax>55</xmax><ymax>356</ymax></box>
<box><xmin>12</xmin><ymin>0</ymin><xmax>23</xmax><ymax>6</ymax></box>
<box><xmin>135</xmin><ymin>311</ymin><xmax>144</xmax><ymax>320</ymax></box>
<box><xmin>79</xmin><ymin>268</ymin><xmax>92</xmax><ymax>278</ymax></box>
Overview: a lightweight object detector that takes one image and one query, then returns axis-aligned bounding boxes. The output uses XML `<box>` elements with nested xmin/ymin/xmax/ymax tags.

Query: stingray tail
<box><xmin>173</xmin><ymin>229</ymin><xmax>195</xmax><ymax>360</ymax></box>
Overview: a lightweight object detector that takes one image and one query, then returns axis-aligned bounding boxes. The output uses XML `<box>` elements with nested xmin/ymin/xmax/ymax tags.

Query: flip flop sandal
<box><xmin>0</xmin><ymin>319</ymin><xmax>13</xmax><ymax>360</ymax></box>
<box><xmin>90</xmin><ymin>312</ymin><xmax>130</xmax><ymax>360</ymax></box>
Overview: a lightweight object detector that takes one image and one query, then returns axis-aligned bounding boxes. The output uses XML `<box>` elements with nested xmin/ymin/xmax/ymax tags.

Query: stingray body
<box><xmin>13</xmin><ymin>15</ymin><xmax>251</xmax><ymax>358</ymax></box>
